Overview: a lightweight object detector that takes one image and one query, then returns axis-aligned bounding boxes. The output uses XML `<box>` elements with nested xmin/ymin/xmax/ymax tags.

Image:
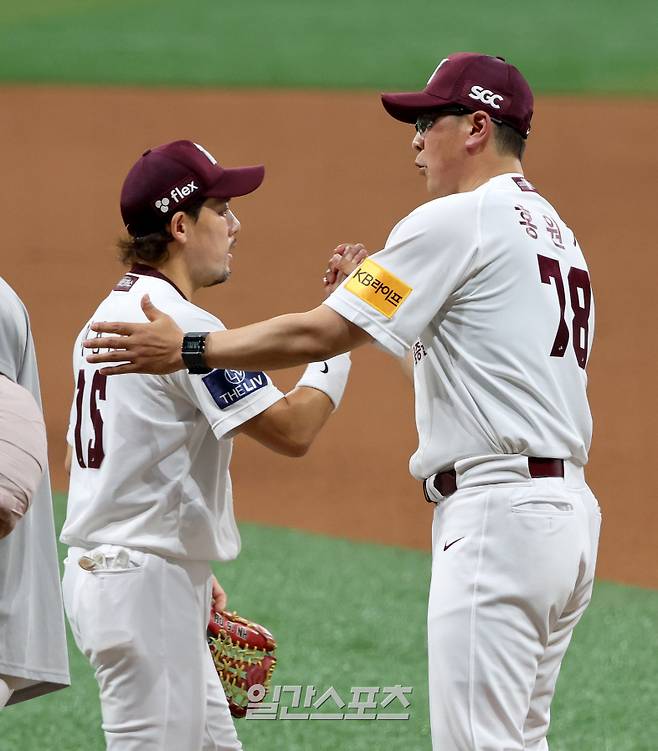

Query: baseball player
<box><xmin>0</xmin><ymin>278</ymin><xmax>70</xmax><ymax>708</ymax></box>
<box><xmin>83</xmin><ymin>54</ymin><xmax>602</xmax><ymax>750</ymax></box>
<box><xmin>60</xmin><ymin>140</ymin><xmax>352</xmax><ymax>751</ymax></box>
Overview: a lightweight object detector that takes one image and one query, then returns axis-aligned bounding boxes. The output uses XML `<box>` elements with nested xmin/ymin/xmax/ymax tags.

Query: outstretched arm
<box><xmin>84</xmin><ymin>244</ymin><xmax>370</xmax><ymax>376</ymax></box>
<box><xmin>84</xmin><ymin>242</ymin><xmax>371</xmax><ymax>376</ymax></box>
<box><xmin>85</xmin><ymin>298</ymin><xmax>371</xmax><ymax>376</ymax></box>
<box><xmin>206</xmin><ymin>305</ymin><xmax>371</xmax><ymax>370</ymax></box>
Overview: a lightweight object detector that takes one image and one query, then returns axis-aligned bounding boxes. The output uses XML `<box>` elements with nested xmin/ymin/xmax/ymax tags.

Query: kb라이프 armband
<box><xmin>296</xmin><ymin>353</ymin><xmax>351</xmax><ymax>409</ymax></box>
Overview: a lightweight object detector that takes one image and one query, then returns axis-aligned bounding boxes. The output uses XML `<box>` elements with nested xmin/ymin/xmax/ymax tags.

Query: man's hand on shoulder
<box><xmin>323</xmin><ymin>243</ymin><xmax>369</xmax><ymax>297</ymax></box>
<box><xmin>83</xmin><ymin>295</ymin><xmax>185</xmax><ymax>375</ymax></box>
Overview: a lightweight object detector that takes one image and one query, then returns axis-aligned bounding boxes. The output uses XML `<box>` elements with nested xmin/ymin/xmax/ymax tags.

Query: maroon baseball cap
<box><xmin>381</xmin><ymin>52</ymin><xmax>534</xmax><ymax>137</ymax></box>
<box><xmin>121</xmin><ymin>140</ymin><xmax>265</xmax><ymax>237</ymax></box>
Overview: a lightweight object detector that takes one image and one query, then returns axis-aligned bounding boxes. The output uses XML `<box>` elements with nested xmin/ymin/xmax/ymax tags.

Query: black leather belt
<box><xmin>423</xmin><ymin>458</ymin><xmax>564</xmax><ymax>503</ymax></box>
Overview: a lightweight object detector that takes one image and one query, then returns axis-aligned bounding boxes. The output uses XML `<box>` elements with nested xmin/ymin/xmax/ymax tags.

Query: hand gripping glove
<box><xmin>207</xmin><ymin>607</ymin><xmax>277</xmax><ymax>718</ymax></box>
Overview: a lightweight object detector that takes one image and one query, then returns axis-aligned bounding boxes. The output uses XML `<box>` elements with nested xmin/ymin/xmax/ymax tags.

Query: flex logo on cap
<box><xmin>345</xmin><ymin>258</ymin><xmax>412</xmax><ymax>318</ymax></box>
<box><xmin>468</xmin><ymin>85</ymin><xmax>504</xmax><ymax>109</ymax></box>
<box><xmin>154</xmin><ymin>180</ymin><xmax>199</xmax><ymax>212</ymax></box>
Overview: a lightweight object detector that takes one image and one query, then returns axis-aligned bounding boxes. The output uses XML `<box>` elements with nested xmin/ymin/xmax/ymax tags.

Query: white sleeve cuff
<box><xmin>296</xmin><ymin>353</ymin><xmax>351</xmax><ymax>409</ymax></box>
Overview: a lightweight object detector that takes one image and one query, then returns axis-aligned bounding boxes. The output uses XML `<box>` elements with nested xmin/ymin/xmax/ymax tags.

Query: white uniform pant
<box><xmin>63</xmin><ymin>545</ymin><xmax>241</xmax><ymax>751</ymax></box>
<box><xmin>427</xmin><ymin>461</ymin><xmax>601</xmax><ymax>751</ymax></box>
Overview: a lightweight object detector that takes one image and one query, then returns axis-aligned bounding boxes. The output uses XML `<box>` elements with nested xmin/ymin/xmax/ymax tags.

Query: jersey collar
<box><xmin>129</xmin><ymin>264</ymin><xmax>188</xmax><ymax>301</ymax></box>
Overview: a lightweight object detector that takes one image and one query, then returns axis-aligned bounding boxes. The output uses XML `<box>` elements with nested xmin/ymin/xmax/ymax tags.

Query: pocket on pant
<box><xmin>91</xmin><ymin>566</ymin><xmax>143</xmax><ymax>577</ymax></box>
<box><xmin>81</xmin><ymin>565</ymin><xmax>149</xmax><ymax>660</ymax></box>
<box><xmin>511</xmin><ymin>497</ymin><xmax>575</xmax><ymax>515</ymax></box>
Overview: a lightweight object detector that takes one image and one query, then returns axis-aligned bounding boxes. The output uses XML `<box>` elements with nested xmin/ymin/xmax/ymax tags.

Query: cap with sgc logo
<box><xmin>381</xmin><ymin>52</ymin><xmax>534</xmax><ymax>138</ymax></box>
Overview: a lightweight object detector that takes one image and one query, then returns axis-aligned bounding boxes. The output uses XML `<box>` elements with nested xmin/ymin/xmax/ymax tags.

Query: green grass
<box><xmin>0</xmin><ymin>0</ymin><xmax>656</xmax><ymax>93</ymax></box>
<box><xmin>1</xmin><ymin>493</ymin><xmax>656</xmax><ymax>750</ymax></box>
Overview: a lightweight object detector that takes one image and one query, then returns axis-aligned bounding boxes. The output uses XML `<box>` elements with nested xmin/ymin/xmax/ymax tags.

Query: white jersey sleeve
<box><xmin>324</xmin><ymin>193</ymin><xmax>480</xmax><ymax>357</ymax></box>
<box><xmin>169</xmin><ymin>367</ymin><xmax>284</xmax><ymax>440</ymax></box>
<box><xmin>0</xmin><ymin>282</ymin><xmax>29</xmax><ymax>381</ymax></box>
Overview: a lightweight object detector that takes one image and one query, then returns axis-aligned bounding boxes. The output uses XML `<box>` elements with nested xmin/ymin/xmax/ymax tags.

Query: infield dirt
<box><xmin>1</xmin><ymin>87</ymin><xmax>655</xmax><ymax>587</ymax></box>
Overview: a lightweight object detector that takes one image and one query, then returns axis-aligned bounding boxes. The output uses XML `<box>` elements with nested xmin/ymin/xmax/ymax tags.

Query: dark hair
<box><xmin>492</xmin><ymin>121</ymin><xmax>526</xmax><ymax>160</ymax></box>
<box><xmin>117</xmin><ymin>195</ymin><xmax>206</xmax><ymax>266</ymax></box>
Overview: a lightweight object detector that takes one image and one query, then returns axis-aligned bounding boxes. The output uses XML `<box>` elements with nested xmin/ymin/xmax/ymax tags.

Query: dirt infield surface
<box><xmin>0</xmin><ymin>87</ymin><xmax>655</xmax><ymax>588</ymax></box>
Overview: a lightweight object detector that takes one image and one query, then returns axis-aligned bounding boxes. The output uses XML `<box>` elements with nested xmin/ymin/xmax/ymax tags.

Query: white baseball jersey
<box><xmin>0</xmin><ymin>277</ymin><xmax>70</xmax><ymax>703</ymax></box>
<box><xmin>325</xmin><ymin>173</ymin><xmax>594</xmax><ymax>479</ymax></box>
<box><xmin>60</xmin><ymin>266</ymin><xmax>284</xmax><ymax>561</ymax></box>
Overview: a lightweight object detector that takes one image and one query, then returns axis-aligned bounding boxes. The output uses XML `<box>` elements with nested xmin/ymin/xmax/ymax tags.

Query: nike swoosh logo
<box><xmin>320</xmin><ymin>362</ymin><xmax>329</xmax><ymax>374</ymax></box>
<box><xmin>443</xmin><ymin>537</ymin><xmax>464</xmax><ymax>551</ymax></box>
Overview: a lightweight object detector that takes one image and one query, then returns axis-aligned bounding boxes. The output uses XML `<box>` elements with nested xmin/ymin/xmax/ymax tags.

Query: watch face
<box><xmin>186</xmin><ymin>340</ymin><xmax>203</xmax><ymax>354</ymax></box>
<box><xmin>183</xmin><ymin>334</ymin><xmax>206</xmax><ymax>354</ymax></box>
<box><xmin>182</xmin><ymin>333</ymin><xmax>211</xmax><ymax>373</ymax></box>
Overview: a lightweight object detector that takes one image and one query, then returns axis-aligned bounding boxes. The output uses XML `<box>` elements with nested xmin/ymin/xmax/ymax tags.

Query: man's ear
<box><xmin>464</xmin><ymin>111</ymin><xmax>492</xmax><ymax>155</ymax></box>
<box><xmin>169</xmin><ymin>211</ymin><xmax>188</xmax><ymax>243</ymax></box>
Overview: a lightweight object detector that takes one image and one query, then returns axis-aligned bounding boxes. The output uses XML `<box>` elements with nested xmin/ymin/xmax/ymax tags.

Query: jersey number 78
<box><xmin>537</xmin><ymin>254</ymin><xmax>592</xmax><ymax>369</ymax></box>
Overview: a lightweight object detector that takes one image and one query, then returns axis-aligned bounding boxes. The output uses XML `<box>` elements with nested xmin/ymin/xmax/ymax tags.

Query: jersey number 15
<box><xmin>73</xmin><ymin>369</ymin><xmax>107</xmax><ymax>469</ymax></box>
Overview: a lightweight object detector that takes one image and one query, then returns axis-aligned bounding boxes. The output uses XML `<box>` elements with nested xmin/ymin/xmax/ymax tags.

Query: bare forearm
<box><xmin>239</xmin><ymin>351</ymin><xmax>352</xmax><ymax>456</ymax></box>
<box><xmin>247</xmin><ymin>387</ymin><xmax>334</xmax><ymax>456</ymax></box>
<box><xmin>288</xmin><ymin>387</ymin><xmax>335</xmax><ymax>446</ymax></box>
<box><xmin>204</xmin><ymin>306</ymin><xmax>363</xmax><ymax>371</ymax></box>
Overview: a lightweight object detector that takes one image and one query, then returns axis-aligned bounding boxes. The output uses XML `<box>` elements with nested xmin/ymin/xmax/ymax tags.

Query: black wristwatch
<box><xmin>181</xmin><ymin>332</ymin><xmax>212</xmax><ymax>374</ymax></box>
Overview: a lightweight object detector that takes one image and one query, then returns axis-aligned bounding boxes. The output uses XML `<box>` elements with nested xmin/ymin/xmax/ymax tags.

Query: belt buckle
<box><xmin>423</xmin><ymin>475</ymin><xmax>446</xmax><ymax>505</ymax></box>
<box><xmin>423</xmin><ymin>468</ymin><xmax>458</xmax><ymax>505</ymax></box>
<box><xmin>423</xmin><ymin>478</ymin><xmax>435</xmax><ymax>504</ymax></box>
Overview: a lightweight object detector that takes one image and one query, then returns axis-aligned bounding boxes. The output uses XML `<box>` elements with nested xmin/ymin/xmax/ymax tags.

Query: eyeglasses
<box><xmin>415</xmin><ymin>106</ymin><xmax>507</xmax><ymax>136</ymax></box>
<box><xmin>414</xmin><ymin>107</ymin><xmax>472</xmax><ymax>136</ymax></box>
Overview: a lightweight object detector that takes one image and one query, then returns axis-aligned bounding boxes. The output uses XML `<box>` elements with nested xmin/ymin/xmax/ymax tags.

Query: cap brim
<box><xmin>206</xmin><ymin>164</ymin><xmax>265</xmax><ymax>200</ymax></box>
<box><xmin>381</xmin><ymin>91</ymin><xmax>452</xmax><ymax>123</ymax></box>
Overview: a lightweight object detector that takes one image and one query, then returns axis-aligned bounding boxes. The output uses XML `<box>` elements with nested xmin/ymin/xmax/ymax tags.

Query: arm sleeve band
<box><xmin>295</xmin><ymin>353</ymin><xmax>351</xmax><ymax>409</ymax></box>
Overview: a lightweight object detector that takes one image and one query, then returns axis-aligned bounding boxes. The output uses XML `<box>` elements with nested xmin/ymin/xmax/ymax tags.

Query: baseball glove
<box><xmin>207</xmin><ymin>608</ymin><xmax>277</xmax><ymax>718</ymax></box>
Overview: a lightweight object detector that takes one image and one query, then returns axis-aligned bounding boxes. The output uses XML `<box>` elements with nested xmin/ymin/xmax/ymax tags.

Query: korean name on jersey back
<box><xmin>203</xmin><ymin>369</ymin><xmax>268</xmax><ymax>409</ymax></box>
